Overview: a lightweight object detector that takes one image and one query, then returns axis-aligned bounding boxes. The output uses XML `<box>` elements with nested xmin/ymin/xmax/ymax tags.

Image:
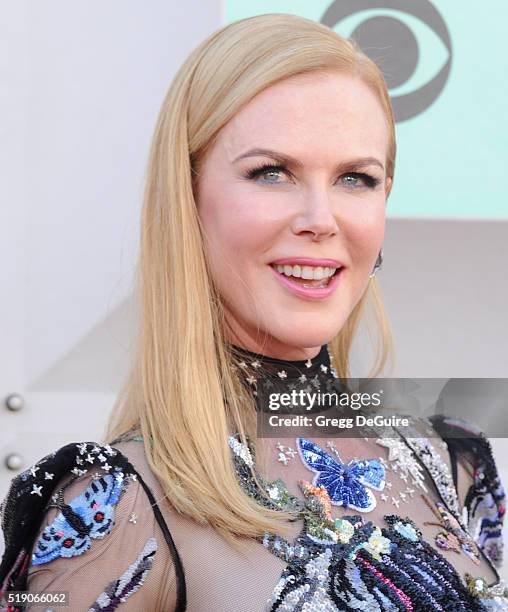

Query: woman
<box><xmin>1</xmin><ymin>13</ymin><xmax>506</xmax><ymax>611</ymax></box>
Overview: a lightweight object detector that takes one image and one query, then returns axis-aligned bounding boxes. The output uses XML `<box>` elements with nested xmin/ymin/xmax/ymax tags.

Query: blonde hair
<box><xmin>104</xmin><ymin>13</ymin><xmax>396</xmax><ymax>545</ymax></box>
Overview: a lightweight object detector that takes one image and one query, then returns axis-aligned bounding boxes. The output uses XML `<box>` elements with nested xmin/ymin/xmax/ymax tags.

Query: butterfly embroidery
<box><xmin>296</xmin><ymin>438</ymin><xmax>385</xmax><ymax>512</ymax></box>
<box><xmin>31</xmin><ymin>470</ymin><xmax>126</xmax><ymax>565</ymax></box>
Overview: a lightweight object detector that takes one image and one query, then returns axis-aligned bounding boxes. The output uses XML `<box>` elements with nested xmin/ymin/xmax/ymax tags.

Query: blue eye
<box><xmin>244</xmin><ymin>164</ymin><xmax>381</xmax><ymax>189</ymax></box>
<box><xmin>245</xmin><ymin>164</ymin><xmax>287</xmax><ymax>183</ymax></box>
<box><xmin>341</xmin><ymin>173</ymin><xmax>381</xmax><ymax>189</ymax></box>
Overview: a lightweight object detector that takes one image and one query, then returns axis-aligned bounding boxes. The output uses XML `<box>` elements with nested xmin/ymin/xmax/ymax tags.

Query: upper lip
<box><xmin>270</xmin><ymin>257</ymin><xmax>344</xmax><ymax>268</ymax></box>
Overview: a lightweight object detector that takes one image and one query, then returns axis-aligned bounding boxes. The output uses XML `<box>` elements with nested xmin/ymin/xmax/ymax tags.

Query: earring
<box><xmin>369</xmin><ymin>248</ymin><xmax>383</xmax><ymax>278</ymax></box>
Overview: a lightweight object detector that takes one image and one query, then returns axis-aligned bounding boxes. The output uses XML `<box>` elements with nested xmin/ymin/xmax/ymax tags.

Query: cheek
<box><xmin>341</xmin><ymin>202</ymin><xmax>385</xmax><ymax>263</ymax></box>
<box><xmin>198</xmin><ymin>186</ymin><xmax>273</xmax><ymax>298</ymax></box>
<box><xmin>199</xmin><ymin>183</ymin><xmax>280</xmax><ymax>261</ymax></box>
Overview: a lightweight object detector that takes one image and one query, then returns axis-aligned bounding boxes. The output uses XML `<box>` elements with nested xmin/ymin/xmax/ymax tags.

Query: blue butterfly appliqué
<box><xmin>31</xmin><ymin>470</ymin><xmax>126</xmax><ymax>566</ymax></box>
<box><xmin>296</xmin><ymin>438</ymin><xmax>385</xmax><ymax>513</ymax></box>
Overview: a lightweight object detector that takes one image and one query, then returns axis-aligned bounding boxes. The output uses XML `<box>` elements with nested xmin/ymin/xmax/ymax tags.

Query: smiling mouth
<box><xmin>270</xmin><ymin>263</ymin><xmax>342</xmax><ymax>288</ymax></box>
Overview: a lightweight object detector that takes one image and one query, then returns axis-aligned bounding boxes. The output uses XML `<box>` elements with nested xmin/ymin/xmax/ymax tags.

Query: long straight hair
<box><xmin>105</xmin><ymin>13</ymin><xmax>396</xmax><ymax>544</ymax></box>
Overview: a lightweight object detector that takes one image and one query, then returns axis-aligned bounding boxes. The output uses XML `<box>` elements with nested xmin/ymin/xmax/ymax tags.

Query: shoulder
<box><xmin>0</xmin><ymin>439</ymin><xmax>180</xmax><ymax>611</ymax></box>
<box><xmin>429</xmin><ymin>415</ymin><xmax>504</xmax><ymax>492</ymax></box>
<box><xmin>429</xmin><ymin>415</ymin><xmax>506</xmax><ymax>568</ymax></box>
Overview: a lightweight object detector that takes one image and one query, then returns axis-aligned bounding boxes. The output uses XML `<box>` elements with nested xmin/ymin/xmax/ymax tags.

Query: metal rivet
<box><xmin>4</xmin><ymin>452</ymin><xmax>24</xmax><ymax>471</ymax></box>
<box><xmin>4</xmin><ymin>393</ymin><xmax>24</xmax><ymax>412</ymax></box>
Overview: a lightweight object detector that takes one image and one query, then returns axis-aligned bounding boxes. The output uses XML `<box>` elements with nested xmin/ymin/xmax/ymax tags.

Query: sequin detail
<box><xmin>228</xmin><ymin>435</ymin><xmax>254</xmax><ymax>467</ymax></box>
<box><xmin>401</xmin><ymin>435</ymin><xmax>460</xmax><ymax>518</ymax></box>
<box><xmin>465</xmin><ymin>573</ymin><xmax>508</xmax><ymax>610</ymax></box>
<box><xmin>228</xmin><ymin>436</ymin><xmax>499</xmax><ymax>611</ymax></box>
<box><xmin>470</xmin><ymin>473</ymin><xmax>506</xmax><ymax>569</ymax></box>
<box><xmin>31</xmin><ymin>469</ymin><xmax>127</xmax><ymax>565</ymax></box>
<box><xmin>88</xmin><ymin>537</ymin><xmax>157</xmax><ymax>610</ymax></box>
<box><xmin>265</xmin><ymin>514</ymin><xmax>483</xmax><ymax>611</ymax></box>
<box><xmin>296</xmin><ymin>437</ymin><xmax>385</xmax><ymax>513</ymax></box>
<box><xmin>429</xmin><ymin>415</ymin><xmax>506</xmax><ymax>569</ymax></box>
<box><xmin>422</xmin><ymin>494</ymin><xmax>481</xmax><ymax>564</ymax></box>
<box><xmin>376</xmin><ymin>438</ymin><xmax>427</xmax><ymax>492</ymax></box>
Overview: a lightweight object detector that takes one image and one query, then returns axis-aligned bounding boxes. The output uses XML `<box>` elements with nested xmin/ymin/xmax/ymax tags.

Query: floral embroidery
<box><xmin>265</xmin><ymin>513</ymin><xmax>483</xmax><ymax>611</ymax></box>
<box><xmin>88</xmin><ymin>537</ymin><xmax>157</xmax><ymax>610</ymax></box>
<box><xmin>229</xmin><ymin>434</ymin><xmax>500</xmax><ymax>611</ymax></box>
<box><xmin>360</xmin><ymin>527</ymin><xmax>392</xmax><ymax>561</ymax></box>
<box><xmin>333</xmin><ymin>518</ymin><xmax>355</xmax><ymax>544</ymax></box>
<box><xmin>422</xmin><ymin>493</ymin><xmax>481</xmax><ymax>565</ymax></box>
<box><xmin>465</xmin><ymin>574</ymin><xmax>508</xmax><ymax>611</ymax></box>
<box><xmin>227</xmin><ymin>347</ymin><xmax>507</xmax><ymax>610</ymax></box>
<box><xmin>298</xmin><ymin>481</ymin><xmax>332</xmax><ymax>519</ymax></box>
<box><xmin>392</xmin><ymin>520</ymin><xmax>418</xmax><ymax>542</ymax></box>
<box><xmin>31</xmin><ymin>469</ymin><xmax>127</xmax><ymax>565</ymax></box>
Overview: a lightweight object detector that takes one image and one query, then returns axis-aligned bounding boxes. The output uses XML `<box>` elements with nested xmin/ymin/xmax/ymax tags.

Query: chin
<box><xmin>268</xmin><ymin>323</ymin><xmax>343</xmax><ymax>351</ymax></box>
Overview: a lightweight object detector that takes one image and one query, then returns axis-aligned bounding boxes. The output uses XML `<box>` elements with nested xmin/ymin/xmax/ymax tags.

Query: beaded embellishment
<box><xmin>231</xmin><ymin>343</ymin><xmax>341</xmax><ymax>408</ymax></box>
<box><xmin>275</xmin><ymin>443</ymin><xmax>297</xmax><ymax>466</ymax></box>
<box><xmin>88</xmin><ymin>537</ymin><xmax>157</xmax><ymax>610</ymax></box>
<box><xmin>429</xmin><ymin>415</ymin><xmax>506</xmax><ymax>569</ymax></box>
<box><xmin>228</xmin><ymin>434</ymin><xmax>498</xmax><ymax>611</ymax></box>
<box><xmin>296</xmin><ymin>437</ymin><xmax>385</xmax><ymax>513</ymax></box>
<box><xmin>465</xmin><ymin>573</ymin><xmax>508</xmax><ymax>607</ymax></box>
<box><xmin>422</xmin><ymin>494</ymin><xmax>481</xmax><ymax>565</ymax></box>
<box><xmin>31</xmin><ymin>469</ymin><xmax>127</xmax><ymax>565</ymax></box>
<box><xmin>376</xmin><ymin>438</ymin><xmax>428</xmax><ymax>492</ymax></box>
<box><xmin>401</xmin><ymin>435</ymin><xmax>461</xmax><ymax>519</ymax></box>
<box><xmin>469</xmin><ymin>471</ymin><xmax>506</xmax><ymax>569</ymax></box>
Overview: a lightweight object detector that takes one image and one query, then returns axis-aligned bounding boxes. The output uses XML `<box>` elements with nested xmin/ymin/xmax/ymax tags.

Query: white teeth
<box><xmin>301</xmin><ymin>266</ymin><xmax>314</xmax><ymax>280</ymax></box>
<box><xmin>273</xmin><ymin>264</ymin><xmax>338</xmax><ymax>280</ymax></box>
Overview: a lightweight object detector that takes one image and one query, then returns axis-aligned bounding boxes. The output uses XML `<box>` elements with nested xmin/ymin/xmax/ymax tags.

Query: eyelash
<box><xmin>244</xmin><ymin>163</ymin><xmax>382</xmax><ymax>189</ymax></box>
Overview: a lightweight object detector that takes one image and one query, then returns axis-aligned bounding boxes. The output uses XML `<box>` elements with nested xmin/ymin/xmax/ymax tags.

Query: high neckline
<box><xmin>229</xmin><ymin>343</ymin><xmax>332</xmax><ymax>379</ymax></box>
<box><xmin>228</xmin><ymin>342</ymin><xmax>341</xmax><ymax>412</ymax></box>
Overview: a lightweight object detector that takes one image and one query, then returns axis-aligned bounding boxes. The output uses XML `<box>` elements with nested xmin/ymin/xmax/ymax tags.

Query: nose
<box><xmin>291</xmin><ymin>188</ymin><xmax>339</xmax><ymax>241</ymax></box>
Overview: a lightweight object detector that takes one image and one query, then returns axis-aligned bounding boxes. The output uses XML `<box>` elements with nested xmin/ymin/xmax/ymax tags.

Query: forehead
<box><xmin>219</xmin><ymin>71</ymin><xmax>389</xmax><ymax>164</ymax></box>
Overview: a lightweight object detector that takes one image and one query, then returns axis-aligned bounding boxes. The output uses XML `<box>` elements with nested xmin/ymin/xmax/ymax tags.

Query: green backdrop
<box><xmin>225</xmin><ymin>2</ymin><xmax>507</xmax><ymax>219</ymax></box>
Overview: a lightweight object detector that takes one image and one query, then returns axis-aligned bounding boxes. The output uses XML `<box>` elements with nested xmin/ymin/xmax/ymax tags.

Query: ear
<box><xmin>384</xmin><ymin>177</ymin><xmax>393</xmax><ymax>199</ymax></box>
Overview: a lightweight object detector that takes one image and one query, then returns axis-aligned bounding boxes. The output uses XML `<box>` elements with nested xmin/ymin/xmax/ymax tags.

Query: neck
<box><xmin>229</xmin><ymin>342</ymin><xmax>340</xmax><ymax>414</ymax></box>
<box><xmin>225</xmin><ymin>335</ymin><xmax>323</xmax><ymax>362</ymax></box>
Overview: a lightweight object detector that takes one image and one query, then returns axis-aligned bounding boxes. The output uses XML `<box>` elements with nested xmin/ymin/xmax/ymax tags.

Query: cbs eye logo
<box><xmin>321</xmin><ymin>0</ymin><xmax>452</xmax><ymax>122</ymax></box>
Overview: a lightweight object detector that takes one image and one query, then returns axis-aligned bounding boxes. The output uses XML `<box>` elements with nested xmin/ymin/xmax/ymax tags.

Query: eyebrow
<box><xmin>232</xmin><ymin>147</ymin><xmax>385</xmax><ymax>172</ymax></box>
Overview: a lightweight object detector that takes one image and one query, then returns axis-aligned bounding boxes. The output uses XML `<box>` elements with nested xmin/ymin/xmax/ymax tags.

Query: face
<box><xmin>195</xmin><ymin>70</ymin><xmax>392</xmax><ymax>360</ymax></box>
